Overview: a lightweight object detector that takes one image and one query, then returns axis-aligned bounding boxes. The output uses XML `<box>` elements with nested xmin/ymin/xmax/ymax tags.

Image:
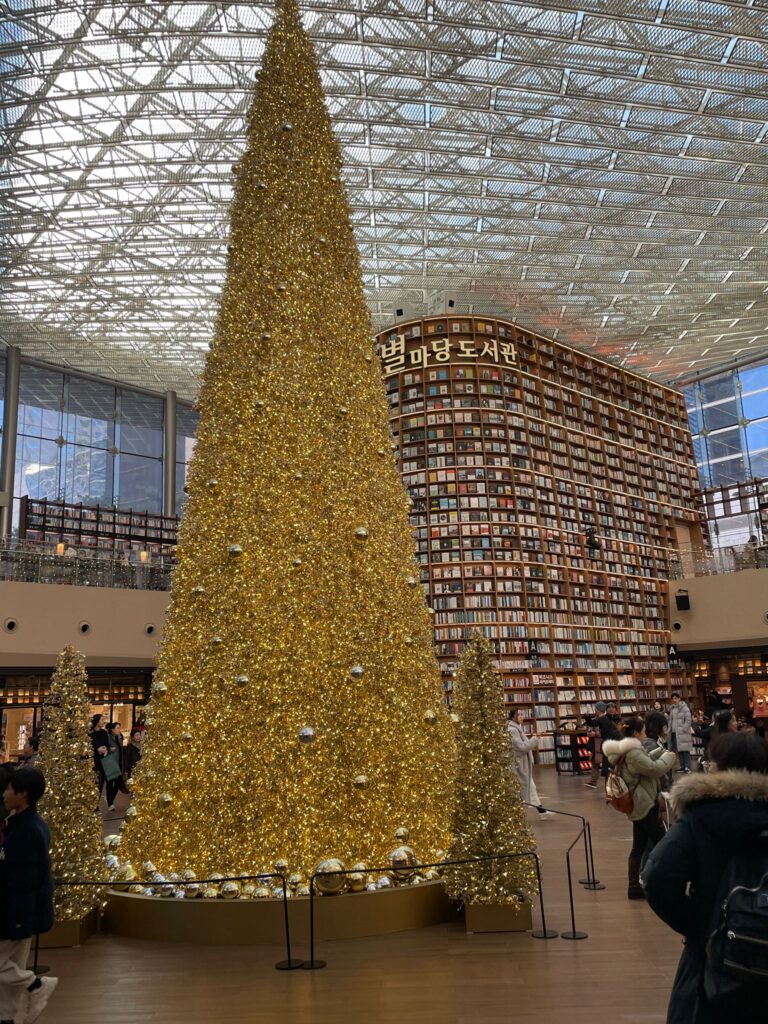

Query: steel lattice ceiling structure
<box><xmin>4</xmin><ymin>1</ymin><xmax>768</xmax><ymax>399</ymax></box>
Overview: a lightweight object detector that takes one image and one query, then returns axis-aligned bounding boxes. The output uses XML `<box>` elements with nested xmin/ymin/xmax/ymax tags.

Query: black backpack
<box><xmin>704</xmin><ymin>828</ymin><xmax>768</xmax><ymax>1001</ymax></box>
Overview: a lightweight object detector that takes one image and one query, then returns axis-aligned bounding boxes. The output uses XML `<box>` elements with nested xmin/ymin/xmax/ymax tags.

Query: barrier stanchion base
<box><xmin>530</xmin><ymin>929</ymin><xmax>558</xmax><ymax>939</ymax></box>
<box><xmin>580</xmin><ymin>880</ymin><xmax>606</xmax><ymax>890</ymax></box>
<box><xmin>561</xmin><ymin>930</ymin><xmax>588</xmax><ymax>940</ymax></box>
<box><xmin>275</xmin><ymin>958</ymin><xmax>305</xmax><ymax>971</ymax></box>
<box><xmin>301</xmin><ymin>959</ymin><xmax>327</xmax><ymax>970</ymax></box>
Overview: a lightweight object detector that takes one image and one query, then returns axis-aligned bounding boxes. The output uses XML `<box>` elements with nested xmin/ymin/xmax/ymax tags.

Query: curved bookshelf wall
<box><xmin>375</xmin><ymin>315</ymin><xmax>703</xmax><ymax>763</ymax></box>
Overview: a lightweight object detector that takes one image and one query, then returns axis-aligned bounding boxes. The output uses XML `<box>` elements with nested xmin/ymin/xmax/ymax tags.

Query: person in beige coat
<box><xmin>603</xmin><ymin>717</ymin><xmax>677</xmax><ymax>899</ymax></box>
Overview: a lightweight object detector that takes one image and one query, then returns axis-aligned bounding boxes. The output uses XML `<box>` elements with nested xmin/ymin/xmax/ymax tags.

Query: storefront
<box><xmin>0</xmin><ymin>669</ymin><xmax>151</xmax><ymax>759</ymax></box>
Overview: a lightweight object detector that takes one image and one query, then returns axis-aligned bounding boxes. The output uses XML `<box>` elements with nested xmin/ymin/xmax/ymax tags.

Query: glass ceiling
<box><xmin>4</xmin><ymin>0</ymin><xmax>768</xmax><ymax>399</ymax></box>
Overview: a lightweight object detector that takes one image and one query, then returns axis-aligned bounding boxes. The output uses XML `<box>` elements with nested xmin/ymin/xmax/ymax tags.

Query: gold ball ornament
<box><xmin>254</xmin><ymin>887</ymin><xmax>271</xmax><ymax>900</ymax></box>
<box><xmin>192</xmin><ymin>585</ymin><xmax>205</xmax><ymax>595</ymax></box>
<box><xmin>424</xmin><ymin>868</ymin><xmax>441</xmax><ymax>881</ymax></box>
<box><xmin>261</xmin><ymin>332</ymin><xmax>271</xmax><ymax>341</ymax></box>
<box><xmin>241</xmin><ymin>883</ymin><xmax>257</xmax><ymax>899</ymax></box>
<box><xmin>273</xmin><ymin>859</ymin><xmax>289</xmax><ymax>875</ymax></box>
<box><xmin>352</xmin><ymin>863</ymin><xmax>369</xmax><ymax>874</ymax></box>
<box><xmin>277</xmin><ymin>282</ymin><xmax>287</xmax><ymax>292</ymax></box>
<box><xmin>410</xmin><ymin>875</ymin><xmax>426</xmax><ymax>886</ymax></box>
<box><xmin>338</xmin><ymin>406</ymin><xmax>349</xmax><ymax>415</ymax></box>
<box><xmin>181</xmin><ymin>731</ymin><xmax>192</xmax><ymax>741</ymax></box>
<box><xmin>377</xmin><ymin>448</ymin><xmax>387</xmax><ymax>456</ymax></box>
<box><xmin>152</xmin><ymin>680</ymin><xmax>167</xmax><ymax>696</ymax></box>
<box><xmin>299</xmin><ymin>726</ymin><xmax>316</xmax><ymax>744</ymax></box>
<box><xmin>142</xmin><ymin>861</ymin><xmax>157</xmax><ymax>878</ymax></box>
<box><xmin>282</xmin><ymin>122</ymin><xmax>293</xmax><ymax>131</ymax></box>
<box><xmin>350</xmin><ymin>664</ymin><xmax>365</xmax><ymax>680</ymax></box>
<box><xmin>296</xmin><ymin>883</ymin><xmax>311</xmax><ymax>897</ymax></box>
<box><xmin>158</xmin><ymin>793</ymin><xmax>173</xmax><ymax>807</ymax></box>
<box><xmin>377</xmin><ymin>875</ymin><xmax>392</xmax><ymax>890</ymax></box>
<box><xmin>365</xmin><ymin>353</ymin><xmax>373</xmax><ymax>363</ymax></box>
<box><xmin>353</xmin><ymin>775</ymin><xmax>368</xmax><ymax>789</ymax></box>
<box><xmin>287</xmin><ymin>873</ymin><xmax>303</xmax><ymax>891</ymax></box>
<box><xmin>294</xmin><ymin>471</ymin><xmax>303</xmax><ymax>480</ymax></box>
<box><xmin>104</xmin><ymin>834</ymin><xmax>121</xmax><ymax>850</ymax></box>
<box><xmin>113</xmin><ymin>863</ymin><xmax>136</xmax><ymax>890</ymax></box>
<box><xmin>424</xmin><ymin>709</ymin><xmax>438</xmax><ymax>725</ymax></box>
<box><xmin>207</xmin><ymin>478</ymin><xmax>218</xmax><ymax>489</ymax></box>
<box><xmin>450</xmin><ymin>712</ymin><xmax>460</xmax><ymax>724</ymax></box>
<box><xmin>235</xmin><ymin>675</ymin><xmax>249</xmax><ymax>688</ymax></box>
<box><xmin>254</xmin><ymin>399</ymin><xmax>264</xmax><ymax>410</ymax></box>
<box><xmin>292</xmin><ymin>557</ymin><xmax>302</xmax><ymax>567</ymax></box>
<box><xmin>394</xmin><ymin>827</ymin><xmax>410</xmax><ymax>843</ymax></box>
<box><xmin>354</xmin><ymin>527</ymin><xmax>369</xmax><ymax>542</ymax></box>
<box><xmin>313</xmin><ymin>859</ymin><xmax>348</xmax><ymax>895</ymax></box>
<box><xmin>128</xmin><ymin>884</ymin><xmax>147</xmax><ymax>895</ymax></box>
<box><xmin>221</xmin><ymin>880</ymin><xmax>241</xmax><ymax>900</ymax></box>
<box><xmin>202</xmin><ymin>887</ymin><xmax>219</xmax><ymax>900</ymax></box>
<box><xmin>228</xmin><ymin>544</ymin><xmax>243</xmax><ymax>557</ymax></box>
<box><xmin>105</xmin><ymin>854</ymin><xmax>119</xmax><ymax>871</ymax></box>
<box><xmin>125</xmin><ymin>805</ymin><xmax>137</xmax><ymax>819</ymax></box>
<box><xmin>348</xmin><ymin>872</ymin><xmax>366</xmax><ymax>893</ymax></box>
<box><xmin>389</xmin><ymin>846</ymin><xmax>417</xmax><ymax>882</ymax></box>
<box><xmin>212</xmin><ymin>635</ymin><xmax>224</xmax><ymax>645</ymax></box>
<box><xmin>406</xmin><ymin>576</ymin><xmax>419</xmax><ymax>587</ymax></box>
<box><xmin>182</xmin><ymin>869</ymin><xmax>196</xmax><ymax>882</ymax></box>
<box><xmin>184</xmin><ymin>883</ymin><xmax>201</xmax><ymax>899</ymax></box>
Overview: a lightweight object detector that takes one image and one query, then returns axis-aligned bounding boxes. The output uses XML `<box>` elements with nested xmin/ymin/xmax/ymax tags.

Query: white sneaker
<box><xmin>23</xmin><ymin>976</ymin><xmax>59</xmax><ymax>1024</ymax></box>
<box><xmin>536</xmin><ymin>811</ymin><xmax>556</xmax><ymax>819</ymax></box>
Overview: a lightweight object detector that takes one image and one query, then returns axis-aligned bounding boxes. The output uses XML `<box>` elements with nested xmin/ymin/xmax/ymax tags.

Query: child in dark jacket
<box><xmin>0</xmin><ymin>767</ymin><xmax>57</xmax><ymax>1024</ymax></box>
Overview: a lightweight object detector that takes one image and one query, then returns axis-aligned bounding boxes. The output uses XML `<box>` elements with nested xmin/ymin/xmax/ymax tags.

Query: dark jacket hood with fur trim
<box><xmin>670</xmin><ymin>768</ymin><xmax>768</xmax><ymax>846</ymax></box>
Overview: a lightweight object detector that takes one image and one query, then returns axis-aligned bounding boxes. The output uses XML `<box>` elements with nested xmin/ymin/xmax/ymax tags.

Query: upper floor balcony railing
<box><xmin>667</xmin><ymin>541</ymin><xmax>768</xmax><ymax>579</ymax></box>
<box><xmin>0</xmin><ymin>542</ymin><xmax>172</xmax><ymax>591</ymax></box>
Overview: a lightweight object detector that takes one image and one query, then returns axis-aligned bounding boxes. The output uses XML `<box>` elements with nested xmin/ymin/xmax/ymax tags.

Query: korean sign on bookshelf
<box><xmin>377</xmin><ymin>320</ymin><xmax>517</xmax><ymax>377</ymax></box>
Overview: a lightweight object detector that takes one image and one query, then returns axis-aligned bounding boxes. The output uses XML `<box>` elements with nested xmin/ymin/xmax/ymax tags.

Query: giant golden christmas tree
<box><xmin>123</xmin><ymin>0</ymin><xmax>455</xmax><ymax>882</ymax></box>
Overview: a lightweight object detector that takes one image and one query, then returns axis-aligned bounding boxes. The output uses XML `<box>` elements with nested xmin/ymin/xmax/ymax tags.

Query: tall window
<box><xmin>116</xmin><ymin>392</ymin><xmax>164</xmax><ymax>514</ymax></box>
<box><xmin>175</xmin><ymin>404</ymin><xmax>198</xmax><ymax>514</ymax></box>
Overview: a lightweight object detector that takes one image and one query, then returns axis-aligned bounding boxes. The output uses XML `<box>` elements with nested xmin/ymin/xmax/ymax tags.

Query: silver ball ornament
<box><xmin>299</xmin><ymin>726</ymin><xmax>316</xmax><ymax>745</ymax></box>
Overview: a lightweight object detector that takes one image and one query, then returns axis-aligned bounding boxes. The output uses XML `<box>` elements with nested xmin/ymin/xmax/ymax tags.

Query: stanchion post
<box><xmin>561</xmin><ymin>832</ymin><xmax>588</xmax><ymax>940</ymax></box>
<box><xmin>301</xmin><ymin>874</ymin><xmax>326</xmax><ymax>970</ymax></box>
<box><xmin>529</xmin><ymin>851</ymin><xmax>558</xmax><ymax>940</ymax></box>
<box><xmin>274</xmin><ymin>874</ymin><xmax>304</xmax><ymax>970</ymax></box>
<box><xmin>30</xmin><ymin>932</ymin><xmax>49</xmax><ymax>976</ymax></box>
<box><xmin>581</xmin><ymin>822</ymin><xmax>605</xmax><ymax>891</ymax></box>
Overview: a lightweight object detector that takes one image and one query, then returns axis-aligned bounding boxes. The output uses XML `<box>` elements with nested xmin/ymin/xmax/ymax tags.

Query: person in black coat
<box><xmin>0</xmin><ymin>767</ymin><xmax>58</xmax><ymax>1022</ymax></box>
<box><xmin>643</xmin><ymin>733</ymin><xmax>768</xmax><ymax>1024</ymax></box>
<box><xmin>91</xmin><ymin>713</ymin><xmax>119</xmax><ymax>811</ymax></box>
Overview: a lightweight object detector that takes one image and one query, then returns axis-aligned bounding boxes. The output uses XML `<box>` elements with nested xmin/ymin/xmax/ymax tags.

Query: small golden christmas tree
<box><xmin>37</xmin><ymin>646</ymin><xmax>106</xmax><ymax>919</ymax></box>
<box><xmin>123</xmin><ymin>0</ymin><xmax>455</xmax><ymax>881</ymax></box>
<box><xmin>445</xmin><ymin>636</ymin><xmax>537</xmax><ymax>906</ymax></box>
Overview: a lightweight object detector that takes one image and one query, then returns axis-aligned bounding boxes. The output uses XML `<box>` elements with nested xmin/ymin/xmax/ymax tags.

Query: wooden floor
<box><xmin>47</xmin><ymin>771</ymin><xmax>683</xmax><ymax>1023</ymax></box>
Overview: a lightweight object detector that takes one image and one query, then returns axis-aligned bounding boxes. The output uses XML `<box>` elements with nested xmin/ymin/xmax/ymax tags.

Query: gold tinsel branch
<box><xmin>444</xmin><ymin>636</ymin><xmax>538</xmax><ymax>906</ymax></box>
<box><xmin>36</xmin><ymin>645</ymin><xmax>107</xmax><ymax>919</ymax></box>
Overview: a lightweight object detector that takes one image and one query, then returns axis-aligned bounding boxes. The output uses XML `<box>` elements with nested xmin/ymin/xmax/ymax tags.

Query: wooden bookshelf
<box><xmin>375</xmin><ymin>315</ymin><xmax>702</xmax><ymax>763</ymax></box>
<box><xmin>19</xmin><ymin>496</ymin><xmax>179</xmax><ymax>555</ymax></box>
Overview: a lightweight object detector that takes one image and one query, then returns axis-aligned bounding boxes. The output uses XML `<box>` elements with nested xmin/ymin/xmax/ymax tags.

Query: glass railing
<box><xmin>0</xmin><ymin>543</ymin><xmax>172</xmax><ymax>591</ymax></box>
<box><xmin>666</xmin><ymin>542</ymin><xmax>768</xmax><ymax>579</ymax></box>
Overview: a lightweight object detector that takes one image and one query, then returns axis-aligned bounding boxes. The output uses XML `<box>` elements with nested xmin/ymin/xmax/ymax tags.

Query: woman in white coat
<box><xmin>508</xmin><ymin>709</ymin><xmax>554</xmax><ymax>817</ymax></box>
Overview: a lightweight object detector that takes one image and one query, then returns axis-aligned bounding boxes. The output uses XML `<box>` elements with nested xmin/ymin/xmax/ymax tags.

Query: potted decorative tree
<box><xmin>37</xmin><ymin>645</ymin><xmax>107</xmax><ymax>945</ymax></box>
<box><xmin>444</xmin><ymin>635</ymin><xmax>538</xmax><ymax>931</ymax></box>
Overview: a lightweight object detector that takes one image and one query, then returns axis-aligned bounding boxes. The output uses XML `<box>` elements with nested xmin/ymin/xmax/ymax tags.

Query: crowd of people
<box><xmin>582</xmin><ymin>694</ymin><xmax>768</xmax><ymax>1023</ymax></box>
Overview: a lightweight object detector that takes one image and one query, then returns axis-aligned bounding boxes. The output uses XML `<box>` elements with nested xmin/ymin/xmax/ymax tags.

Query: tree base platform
<box><xmin>464</xmin><ymin>901</ymin><xmax>533</xmax><ymax>933</ymax></box>
<box><xmin>105</xmin><ymin>880</ymin><xmax>459</xmax><ymax>946</ymax></box>
<box><xmin>40</xmin><ymin>908</ymin><xmax>99</xmax><ymax>948</ymax></box>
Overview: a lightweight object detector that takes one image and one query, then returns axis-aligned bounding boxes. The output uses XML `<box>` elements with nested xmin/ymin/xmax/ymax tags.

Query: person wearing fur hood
<box><xmin>602</xmin><ymin>717</ymin><xmax>677</xmax><ymax>899</ymax></box>
<box><xmin>642</xmin><ymin>732</ymin><xmax>768</xmax><ymax>1024</ymax></box>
